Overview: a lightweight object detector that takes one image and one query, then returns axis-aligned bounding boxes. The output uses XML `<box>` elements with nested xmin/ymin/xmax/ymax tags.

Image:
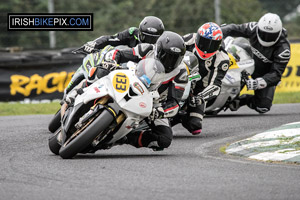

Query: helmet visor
<box><xmin>196</xmin><ymin>35</ymin><xmax>222</xmax><ymax>53</ymax></box>
<box><xmin>257</xmin><ymin>28</ymin><xmax>280</xmax><ymax>43</ymax></box>
<box><xmin>140</xmin><ymin>32</ymin><xmax>160</xmax><ymax>44</ymax></box>
<box><xmin>158</xmin><ymin>49</ymin><xmax>183</xmax><ymax>73</ymax></box>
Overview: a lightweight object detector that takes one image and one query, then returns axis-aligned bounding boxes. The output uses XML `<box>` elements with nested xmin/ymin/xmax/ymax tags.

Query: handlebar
<box><xmin>241</xmin><ymin>70</ymin><xmax>250</xmax><ymax>82</ymax></box>
<box><xmin>71</xmin><ymin>46</ymin><xmax>99</xmax><ymax>55</ymax></box>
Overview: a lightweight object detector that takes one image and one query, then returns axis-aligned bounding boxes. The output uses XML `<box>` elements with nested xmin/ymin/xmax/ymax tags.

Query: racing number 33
<box><xmin>113</xmin><ymin>73</ymin><xmax>130</xmax><ymax>93</ymax></box>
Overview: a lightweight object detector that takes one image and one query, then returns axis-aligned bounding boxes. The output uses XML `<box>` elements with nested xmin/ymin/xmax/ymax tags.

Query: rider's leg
<box><xmin>229</xmin><ymin>87</ymin><xmax>275</xmax><ymax>113</ymax></box>
<box><xmin>126</xmin><ymin>118</ymin><xmax>173</xmax><ymax>150</ymax></box>
<box><xmin>247</xmin><ymin>87</ymin><xmax>275</xmax><ymax>113</ymax></box>
<box><xmin>181</xmin><ymin>102</ymin><xmax>205</xmax><ymax>135</ymax></box>
<box><xmin>65</xmin><ymin>65</ymin><xmax>86</xmax><ymax>95</ymax></box>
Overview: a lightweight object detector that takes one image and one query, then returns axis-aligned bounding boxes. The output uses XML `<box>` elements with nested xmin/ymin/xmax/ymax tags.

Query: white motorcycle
<box><xmin>48</xmin><ymin>45</ymin><xmax>129</xmax><ymax>133</ymax></box>
<box><xmin>205</xmin><ymin>37</ymin><xmax>255</xmax><ymax>115</ymax></box>
<box><xmin>48</xmin><ymin>58</ymin><xmax>164</xmax><ymax>159</ymax></box>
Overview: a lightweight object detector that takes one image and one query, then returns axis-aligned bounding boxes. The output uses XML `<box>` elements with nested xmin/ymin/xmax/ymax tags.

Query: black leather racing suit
<box><xmin>221</xmin><ymin>22</ymin><xmax>291</xmax><ymax>113</ymax></box>
<box><xmin>175</xmin><ymin>33</ymin><xmax>229</xmax><ymax>133</ymax></box>
<box><xmin>114</xmin><ymin>43</ymin><xmax>188</xmax><ymax>150</ymax></box>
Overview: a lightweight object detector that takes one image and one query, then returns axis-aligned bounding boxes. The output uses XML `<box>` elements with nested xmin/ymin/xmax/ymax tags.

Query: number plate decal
<box><xmin>113</xmin><ymin>73</ymin><xmax>129</xmax><ymax>93</ymax></box>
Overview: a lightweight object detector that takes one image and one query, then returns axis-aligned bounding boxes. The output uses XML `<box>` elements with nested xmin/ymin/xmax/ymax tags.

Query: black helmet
<box><xmin>139</xmin><ymin>16</ymin><xmax>165</xmax><ymax>44</ymax></box>
<box><xmin>155</xmin><ymin>31</ymin><xmax>186</xmax><ymax>73</ymax></box>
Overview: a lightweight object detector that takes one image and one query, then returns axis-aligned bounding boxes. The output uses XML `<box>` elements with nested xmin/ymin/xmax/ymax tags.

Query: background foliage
<box><xmin>0</xmin><ymin>0</ymin><xmax>299</xmax><ymax>50</ymax></box>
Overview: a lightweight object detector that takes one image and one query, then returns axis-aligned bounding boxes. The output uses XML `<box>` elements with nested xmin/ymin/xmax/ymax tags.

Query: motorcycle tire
<box><xmin>48</xmin><ymin>109</ymin><xmax>61</xmax><ymax>133</ymax></box>
<box><xmin>59</xmin><ymin>109</ymin><xmax>114</xmax><ymax>159</ymax></box>
<box><xmin>48</xmin><ymin>129</ymin><xmax>62</xmax><ymax>155</ymax></box>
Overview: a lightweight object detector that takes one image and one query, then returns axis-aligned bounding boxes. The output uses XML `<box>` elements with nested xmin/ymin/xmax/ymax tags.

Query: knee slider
<box><xmin>254</xmin><ymin>99</ymin><xmax>272</xmax><ymax>113</ymax></box>
<box><xmin>158</xmin><ymin>137</ymin><xmax>172</xmax><ymax>148</ymax></box>
<box><xmin>255</xmin><ymin>107</ymin><xmax>270</xmax><ymax>113</ymax></box>
<box><xmin>189</xmin><ymin>117</ymin><xmax>202</xmax><ymax>131</ymax></box>
<box><xmin>182</xmin><ymin>116</ymin><xmax>202</xmax><ymax>133</ymax></box>
<box><xmin>156</xmin><ymin>126</ymin><xmax>173</xmax><ymax>148</ymax></box>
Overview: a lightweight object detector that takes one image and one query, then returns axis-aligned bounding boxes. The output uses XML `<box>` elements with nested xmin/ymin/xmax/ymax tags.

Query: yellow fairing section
<box><xmin>228</xmin><ymin>53</ymin><xmax>239</xmax><ymax>69</ymax></box>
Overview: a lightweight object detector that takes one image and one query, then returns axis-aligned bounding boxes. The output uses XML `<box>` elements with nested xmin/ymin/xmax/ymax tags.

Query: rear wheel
<box><xmin>59</xmin><ymin>109</ymin><xmax>114</xmax><ymax>159</ymax></box>
<box><xmin>48</xmin><ymin>109</ymin><xmax>61</xmax><ymax>133</ymax></box>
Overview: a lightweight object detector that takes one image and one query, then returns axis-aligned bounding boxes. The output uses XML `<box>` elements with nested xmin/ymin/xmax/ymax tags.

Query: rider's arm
<box><xmin>93</xmin><ymin>27</ymin><xmax>138</xmax><ymax>50</ymax></box>
<box><xmin>161</xmin><ymin>85</ymin><xmax>181</xmax><ymax>118</ymax></box>
<box><xmin>182</xmin><ymin>33</ymin><xmax>199</xmax><ymax>52</ymax></box>
<box><xmin>172</xmin><ymin>67</ymin><xmax>189</xmax><ymax>102</ymax></box>
<box><xmin>261</xmin><ymin>42</ymin><xmax>291</xmax><ymax>86</ymax></box>
<box><xmin>113</xmin><ymin>43</ymin><xmax>154</xmax><ymax>64</ymax></box>
<box><xmin>162</xmin><ymin>69</ymin><xmax>189</xmax><ymax>118</ymax></box>
<box><xmin>197</xmin><ymin>50</ymin><xmax>230</xmax><ymax>101</ymax></box>
<box><xmin>221</xmin><ymin>22</ymin><xmax>257</xmax><ymax>38</ymax></box>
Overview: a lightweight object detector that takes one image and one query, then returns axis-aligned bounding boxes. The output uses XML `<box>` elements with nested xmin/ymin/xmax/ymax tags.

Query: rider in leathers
<box><xmin>109</xmin><ymin>31</ymin><xmax>187</xmax><ymax>150</ymax></box>
<box><xmin>221</xmin><ymin>13</ymin><xmax>291</xmax><ymax>113</ymax></box>
<box><xmin>173</xmin><ymin>22</ymin><xmax>229</xmax><ymax>135</ymax></box>
<box><xmin>64</xmin><ymin>16</ymin><xmax>165</xmax><ymax>95</ymax></box>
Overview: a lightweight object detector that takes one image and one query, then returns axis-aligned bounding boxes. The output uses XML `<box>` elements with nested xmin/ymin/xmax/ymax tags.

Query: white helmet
<box><xmin>257</xmin><ymin>13</ymin><xmax>282</xmax><ymax>47</ymax></box>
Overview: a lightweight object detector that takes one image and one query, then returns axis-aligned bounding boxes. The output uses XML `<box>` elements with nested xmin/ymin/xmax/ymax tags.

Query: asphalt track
<box><xmin>0</xmin><ymin>103</ymin><xmax>300</xmax><ymax>200</ymax></box>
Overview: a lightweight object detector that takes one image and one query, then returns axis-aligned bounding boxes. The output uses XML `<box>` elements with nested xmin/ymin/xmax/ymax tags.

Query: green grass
<box><xmin>0</xmin><ymin>102</ymin><xmax>61</xmax><ymax>116</ymax></box>
<box><xmin>273</xmin><ymin>92</ymin><xmax>300</xmax><ymax>104</ymax></box>
<box><xmin>0</xmin><ymin>92</ymin><xmax>299</xmax><ymax>116</ymax></box>
<box><xmin>219</xmin><ymin>143</ymin><xmax>230</xmax><ymax>154</ymax></box>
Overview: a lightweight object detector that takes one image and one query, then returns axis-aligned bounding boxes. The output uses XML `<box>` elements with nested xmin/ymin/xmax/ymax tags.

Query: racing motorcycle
<box><xmin>48</xmin><ymin>58</ymin><xmax>164</xmax><ymax>159</ymax></box>
<box><xmin>178</xmin><ymin>37</ymin><xmax>254</xmax><ymax>116</ymax></box>
<box><xmin>48</xmin><ymin>45</ymin><xmax>126</xmax><ymax>133</ymax></box>
<box><xmin>205</xmin><ymin>37</ymin><xmax>255</xmax><ymax>115</ymax></box>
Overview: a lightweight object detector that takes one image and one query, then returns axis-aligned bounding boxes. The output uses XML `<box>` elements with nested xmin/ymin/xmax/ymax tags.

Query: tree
<box><xmin>0</xmin><ymin>0</ymin><xmax>298</xmax><ymax>50</ymax></box>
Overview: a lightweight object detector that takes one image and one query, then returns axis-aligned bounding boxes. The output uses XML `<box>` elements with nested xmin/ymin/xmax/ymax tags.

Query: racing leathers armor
<box><xmin>174</xmin><ymin>33</ymin><xmax>229</xmax><ymax>134</ymax></box>
<box><xmin>64</xmin><ymin>27</ymin><xmax>141</xmax><ymax>96</ymax></box>
<box><xmin>111</xmin><ymin>43</ymin><xmax>188</xmax><ymax>150</ymax></box>
<box><xmin>221</xmin><ymin>22</ymin><xmax>291</xmax><ymax>113</ymax></box>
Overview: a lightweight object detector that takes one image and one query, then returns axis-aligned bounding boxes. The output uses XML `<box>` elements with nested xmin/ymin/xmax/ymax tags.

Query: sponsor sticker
<box><xmin>221</xmin><ymin>63</ymin><xmax>229</xmax><ymax>71</ymax></box>
<box><xmin>139</xmin><ymin>102</ymin><xmax>147</xmax><ymax>108</ymax></box>
<box><xmin>94</xmin><ymin>87</ymin><xmax>100</xmax><ymax>93</ymax></box>
<box><xmin>133</xmin><ymin>82</ymin><xmax>144</xmax><ymax>94</ymax></box>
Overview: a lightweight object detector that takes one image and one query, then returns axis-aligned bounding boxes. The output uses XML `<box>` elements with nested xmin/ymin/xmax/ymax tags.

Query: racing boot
<box><xmin>182</xmin><ymin>115</ymin><xmax>202</xmax><ymax>135</ymax></box>
<box><xmin>125</xmin><ymin>127</ymin><xmax>171</xmax><ymax>151</ymax></box>
<box><xmin>229</xmin><ymin>99</ymin><xmax>240</xmax><ymax>111</ymax></box>
<box><xmin>229</xmin><ymin>94</ymin><xmax>249</xmax><ymax>111</ymax></box>
<box><xmin>181</xmin><ymin>102</ymin><xmax>204</xmax><ymax>135</ymax></box>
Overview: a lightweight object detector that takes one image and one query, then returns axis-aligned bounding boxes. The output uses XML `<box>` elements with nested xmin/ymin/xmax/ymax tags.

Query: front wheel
<box><xmin>59</xmin><ymin>109</ymin><xmax>115</xmax><ymax>159</ymax></box>
<box><xmin>48</xmin><ymin>109</ymin><xmax>61</xmax><ymax>133</ymax></box>
<box><xmin>48</xmin><ymin>129</ymin><xmax>62</xmax><ymax>155</ymax></box>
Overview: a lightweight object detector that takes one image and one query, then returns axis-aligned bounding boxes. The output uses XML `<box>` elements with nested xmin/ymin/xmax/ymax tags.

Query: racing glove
<box><xmin>149</xmin><ymin>107</ymin><xmax>165</xmax><ymax>121</ymax></box>
<box><xmin>246</xmin><ymin>78</ymin><xmax>267</xmax><ymax>90</ymax></box>
<box><xmin>83</xmin><ymin>41</ymin><xmax>97</xmax><ymax>53</ymax></box>
<box><xmin>64</xmin><ymin>88</ymin><xmax>84</xmax><ymax>106</ymax></box>
<box><xmin>197</xmin><ymin>85</ymin><xmax>221</xmax><ymax>101</ymax></box>
<box><xmin>189</xmin><ymin>95</ymin><xmax>204</xmax><ymax>107</ymax></box>
<box><xmin>104</xmin><ymin>49</ymin><xmax>120</xmax><ymax>63</ymax></box>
